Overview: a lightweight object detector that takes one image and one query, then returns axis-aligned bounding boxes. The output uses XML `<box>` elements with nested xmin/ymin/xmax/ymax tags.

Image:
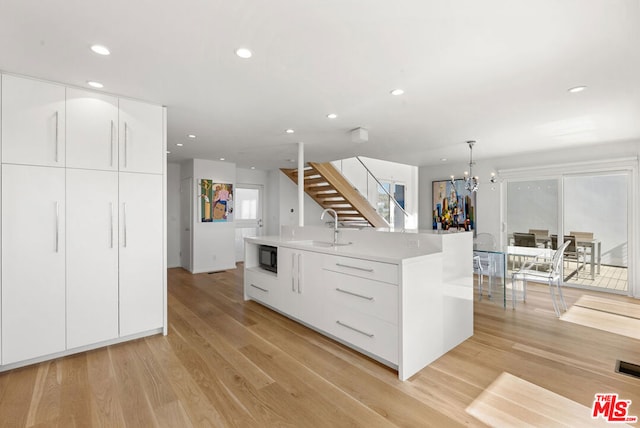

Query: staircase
<box><xmin>281</xmin><ymin>162</ymin><xmax>388</xmax><ymax>228</ymax></box>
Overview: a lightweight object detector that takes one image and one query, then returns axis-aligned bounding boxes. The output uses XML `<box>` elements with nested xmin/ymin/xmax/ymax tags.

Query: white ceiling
<box><xmin>1</xmin><ymin>0</ymin><xmax>638</xmax><ymax>170</ymax></box>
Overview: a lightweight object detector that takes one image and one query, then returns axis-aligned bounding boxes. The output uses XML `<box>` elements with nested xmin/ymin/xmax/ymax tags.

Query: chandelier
<box><xmin>451</xmin><ymin>140</ymin><xmax>479</xmax><ymax>193</ymax></box>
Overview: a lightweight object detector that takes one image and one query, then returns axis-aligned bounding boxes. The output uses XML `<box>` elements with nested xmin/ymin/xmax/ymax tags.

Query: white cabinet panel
<box><xmin>274</xmin><ymin>248</ymin><xmax>323</xmax><ymax>325</ymax></box>
<box><xmin>66</xmin><ymin>89</ymin><xmax>119</xmax><ymax>170</ymax></box>
<box><xmin>1</xmin><ymin>165</ymin><xmax>66</xmax><ymax>364</ymax></box>
<box><xmin>323</xmin><ymin>270</ymin><xmax>398</xmax><ymax>325</ymax></box>
<box><xmin>245</xmin><ymin>268</ymin><xmax>278</xmax><ymax>306</ymax></box>
<box><xmin>323</xmin><ymin>255</ymin><xmax>398</xmax><ymax>285</ymax></box>
<box><xmin>119</xmin><ymin>99</ymin><xmax>163</xmax><ymax>174</ymax></box>
<box><xmin>66</xmin><ymin>169</ymin><xmax>119</xmax><ymax>349</ymax></box>
<box><xmin>119</xmin><ymin>172</ymin><xmax>163</xmax><ymax>336</ymax></box>
<box><xmin>1</xmin><ymin>75</ymin><xmax>65</xmax><ymax>167</ymax></box>
<box><xmin>326</xmin><ymin>304</ymin><xmax>398</xmax><ymax>365</ymax></box>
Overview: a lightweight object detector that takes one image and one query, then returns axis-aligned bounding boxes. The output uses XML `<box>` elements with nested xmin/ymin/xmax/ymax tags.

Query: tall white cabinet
<box><xmin>0</xmin><ymin>73</ymin><xmax>166</xmax><ymax>369</ymax></box>
<box><xmin>1</xmin><ymin>165</ymin><xmax>66</xmax><ymax>364</ymax></box>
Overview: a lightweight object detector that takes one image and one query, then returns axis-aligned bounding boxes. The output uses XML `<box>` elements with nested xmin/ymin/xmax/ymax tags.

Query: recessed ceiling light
<box><xmin>90</xmin><ymin>44</ymin><xmax>110</xmax><ymax>56</ymax></box>
<box><xmin>219</xmin><ymin>157</ymin><xmax>225</xmax><ymax>161</ymax></box>
<box><xmin>285</xmin><ymin>129</ymin><xmax>295</xmax><ymax>134</ymax></box>
<box><xmin>440</xmin><ymin>158</ymin><xmax>447</xmax><ymax>162</ymax></box>
<box><xmin>327</xmin><ymin>113</ymin><xmax>337</xmax><ymax>119</ymax></box>
<box><xmin>390</xmin><ymin>89</ymin><xmax>404</xmax><ymax>96</ymax></box>
<box><xmin>87</xmin><ymin>81</ymin><xmax>104</xmax><ymax>88</ymax></box>
<box><xmin>568</xmin><ymin>86</ymin><xmax>587</xmax><ymax>93</ymax></box>
<box><xmin>166</xmin><ymin>150</ymin><xmax>171</xmax><ymax>154</ymax></box>
<box><xmin>235</xmin><ymin>48</ymin><xmax>252</xmax><ymax>59</ymax></box>
<box><xmin>250</xmin><ymin>166</ymin><xmax>256</xmax><ymax>170</ymax></box>
<box><xmin>187</xmin><ymin>134</ymin><xmax>196</xmax><ymax>139</ymax></box>
<box><xmin>176</xmin><ymin>143</ymin><xmax>183</xmax><ymax>147</ymax></box>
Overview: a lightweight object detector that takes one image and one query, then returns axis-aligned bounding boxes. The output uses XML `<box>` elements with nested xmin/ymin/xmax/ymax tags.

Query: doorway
<box><xmin>234</xmin><ymin>184</ymin><xmax>264</xmax><ymax>262</ymax></box>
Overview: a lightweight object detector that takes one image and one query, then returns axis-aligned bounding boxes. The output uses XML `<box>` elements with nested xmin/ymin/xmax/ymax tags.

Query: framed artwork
<box><xmin>199</xmin><ymin>180</ymin><xmax>234</xmax><ymax>222</ymax></box>
<box><xmin>432</xmin><ymin>179</ymin><xmax>476</xmax><ymax>232</ymax></box>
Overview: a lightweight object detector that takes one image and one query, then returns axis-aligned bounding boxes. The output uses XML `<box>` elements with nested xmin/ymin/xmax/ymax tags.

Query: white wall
<box><xmin>332</xmin><ymin>157</ymin><xmax>419</xmax><ymax>229</ymax></box>
<box><xmin>266</xmin><ymin>170</ymin><xmax>281</xmax><ymax>236</ymax></box>
<box><xmin>278</xmin><ymin>172</ymin><xmax>326</xmax><ymax>229</ymax></box>
<box><xmin>190</xmin><ymin>159</ymin><xmax>237</xmax><ymax>273</ymax></box>
<box><xmin>167</xmin><ymin>163</ymin><xmax>181</xmax><ymax>268</ymax></box>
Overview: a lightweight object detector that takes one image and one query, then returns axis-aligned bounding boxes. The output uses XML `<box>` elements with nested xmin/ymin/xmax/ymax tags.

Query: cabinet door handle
<box><xmin>109</xmin><ymin>202</ymin><xmax>114</xmax><ymax>248</ymax></box>
<box><xmin>336</xmin><ymin>320</ymin><xmax>374</xmax><ymax>338</ymax></box>
<box><xmin>110</xmin><ymin>120</ymin><xmax>114</xmax><ymax>167</ymax></box>
<box><xmin>335</xmin><ymin>263</ymin><xmax>374</xmax><ymax>272</ymax></box>
<box><xmin>55</xmin><ymin>201</ymin><xmax>60</xmax><ymax>252</ymax></box>
<box><xmin>123</xmin><ymin>202</ymin><xmax>127</xmax><ymax>248</ymax></box>
<box><xmin>54</xmin><ymin>111</ymin><xmax>59</xmax><ymax>162</ymax></box>
<box><xmin>124</xmin><ymin>121</ymin><xmax>128</xmax><ymax>168</ymax></box>
<box><xmin>297</xmin><ymin>254</ymin><xmax>302</xmax><ymax>294</ymax></box>
<box><xmin>291</xmin><ymin>253</ymin><xmax>295</xmax><ymax>291</ymax></box>
<box><xmin>335</xmin><ymin>288</ymin><xmax>374</xmax><ymax>301</ymax></box>
<box><xmin>250</xmin><ymin>284</ymin><xmax>268</xmax><ymax>293</ymax></box>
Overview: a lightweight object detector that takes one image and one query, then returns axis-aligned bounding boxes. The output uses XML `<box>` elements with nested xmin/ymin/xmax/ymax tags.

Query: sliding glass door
<box><xmin>563</xmin><ymin>173</ymin><xmax>628</xmax><ymax>292</ymax></box>
<box><xmin>505</xmin><ymin>171</ymin><xmax>630</xmax><ymax>294</ymax></box>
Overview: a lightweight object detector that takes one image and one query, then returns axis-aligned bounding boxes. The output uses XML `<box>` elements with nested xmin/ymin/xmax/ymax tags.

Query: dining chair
<box><xmin>473</xmin><ymin>233</ymin><xmax>497</xmax><ymax>300</ymax></box>
<box><xmin>511</xmin><ymin>240</ymin><xmax>571</xmax><ymax>316</ymax></box>
<box><xmin>513</xmin><ymin>232</ymin><xmax>537</xmax><ymax>247</ymax></box>
<box><xmin>551</xmin><ymin>234</ymin><xmax>586</xmax><ymax>279</ymax></box>
<box><xmin>528</xmin><ymin>228</ymin><xmax>550</xmax><ymax>248</ymax></box>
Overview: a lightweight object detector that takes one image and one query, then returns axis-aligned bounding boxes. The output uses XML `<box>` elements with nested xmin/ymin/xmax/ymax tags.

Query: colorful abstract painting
<box><xmin>432</xmin><ymin>179</ymin><xmax>476</xmax><ymax>231</ymax></box>
<box><xmin>200</xmin><ymin>180</ymin><xmax>234</xmax><ymax>222</ymax></box>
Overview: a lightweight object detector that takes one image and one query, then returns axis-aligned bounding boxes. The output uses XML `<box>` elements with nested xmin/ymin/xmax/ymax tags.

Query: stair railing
<box><xmin>354</xmin><ymin>156</ymin><xmax>409</xmax><ymax>220</ymax></box>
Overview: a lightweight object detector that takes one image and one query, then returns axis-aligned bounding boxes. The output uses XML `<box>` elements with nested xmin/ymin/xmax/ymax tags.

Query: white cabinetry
<box><xmin>245</xmin><ymin>268</ymin><xmax>278</xmax><ymax>306</ymax></box>
<box><xmin>66</xmin><ymin>169</ymin><xmax>119</xmax><ymax>349</ymax></box>
<box><xmin>1</xmin><ymin>164</ymin><xmax>66</xmax><ymax>364</ymax></box>
<box><xmin>322</xmin><ymin>257</ymin><xmax>399</xmax><ymax>365</ymax></box>
<box><xmin>119</xmin><ymin>172</ymin><xmax>164</xmax><ymax>336</ymax></box>
<box><xmin>66</xmin><ymin>88</ymin><xmax>119</xmax><ymax>170</ymax></box>
<box><xmin>0</xmin><ymin>73</ymin><xmax>166</xmax><ymax>371</ymax></box>
<box><xmin>119</xmin><ymin>99</ymin><xmax>163</xmax><ymax>174</ymax></box>
<box><xmin>1</xmin><ymin>75</ymin><xmax>65</xmax><ymax>167</ymax></box>
<box><xmin>276</xmin><ymin>248</ymin><xmax>323</xmax><ymax>325</ymax></box>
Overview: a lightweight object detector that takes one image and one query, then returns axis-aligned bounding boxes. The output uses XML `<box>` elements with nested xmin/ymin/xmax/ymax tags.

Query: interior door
<box><xmin>234</xmin><ymin>184</ymin><xmax>264</xmax><ymax>262</ymax></box>
<box><xmin>180</xmin><ymin>177</ymin><xmax>193</xmax><ymax>271</ymax></box>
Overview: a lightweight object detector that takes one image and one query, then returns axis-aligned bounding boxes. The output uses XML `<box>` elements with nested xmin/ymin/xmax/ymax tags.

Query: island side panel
<box><xmin>440</xmin><ymin>232</ymin><xmax>474</xmax><ymax>352</ymax></box>
<box><xmin>399</xmin><ymin>253</ymin><xmax>444</xmax><ymax>381</ymax></box>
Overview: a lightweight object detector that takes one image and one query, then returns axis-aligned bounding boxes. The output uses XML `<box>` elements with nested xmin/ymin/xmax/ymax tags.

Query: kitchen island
<box><xmin>244</xmin><ymin>226</ymin><xmax>473</xmax><ymax>381</ymax></box>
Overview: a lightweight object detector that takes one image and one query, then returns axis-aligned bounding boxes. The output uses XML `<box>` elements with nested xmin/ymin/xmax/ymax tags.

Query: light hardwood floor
<box><xmin>0</xmin><ymin>266</ymin><xmax>639</xmax><ymax>427</ymax></box>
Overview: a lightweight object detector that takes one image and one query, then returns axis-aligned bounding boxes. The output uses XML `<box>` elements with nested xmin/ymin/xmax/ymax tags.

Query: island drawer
<box><xmin>326</xmin><ymin>304</ymin><xmax>398</xmax><ymax>365</ymax></box>
<box><xmin>323</xmin><ymin>270</ymin><xmax>398</xmax><ymax>325</ymax></box>
<box><xmin>323</xmin><ymin>255</ymin><xmax>398</xmax><ymax>285</ymax></box>
<box><xmin>244</xmin><ymin>268</ymin><xmax>278</xmax><ymax>305</ymax></box>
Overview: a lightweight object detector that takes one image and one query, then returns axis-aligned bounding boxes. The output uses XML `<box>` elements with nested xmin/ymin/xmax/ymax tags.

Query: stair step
<box><xmin>317</xmin><ymin>196</ymin><xmax>345</xmax><ymax>202</ymax></box>
<box><xmin>338</xmin><ymin>217</ymin><xmax>366</xmax><ymax>221</ymax></box>
<box><xmin>308</xmin><ymin>188</ymin><xmax>338</xmax><ymax>196</ymax></box>
<box><xmin>304</xmin><ymin>178</ymin><xmax>330</xmax><ymax>186</ymax></box>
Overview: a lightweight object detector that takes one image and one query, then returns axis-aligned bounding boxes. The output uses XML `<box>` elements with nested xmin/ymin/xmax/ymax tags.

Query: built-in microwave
<box><xmin>258</xmin><ymin>245</ymin><xmax>278</xmax><ymax>273</ymax></box>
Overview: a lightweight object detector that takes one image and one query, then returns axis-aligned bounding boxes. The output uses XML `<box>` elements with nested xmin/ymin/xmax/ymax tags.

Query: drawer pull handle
<box><xmin>250</xmin><ymin>284</ymin><xmax>269</xmax><ymax>293</ymax></box>
<box><xmin>336</xmin><ymin>320</ymin><xmax>374</xmax><ymax>338</ymax></box>
<box><xmin>336</xmin><ymin>288</ymin><xmax>374</xmax><ymax>301</ymax></box>
<box><xmin>335</xmin><ymin>263</ymin><xmax>373</xmax><ymax>272</ymax></box>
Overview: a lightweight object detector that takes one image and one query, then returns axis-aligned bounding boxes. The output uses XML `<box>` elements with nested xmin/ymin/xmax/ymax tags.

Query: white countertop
<box><xmin>246</xmin><ymin>235</ymin><xmax>439</xmax><ymax>264</ymax></box>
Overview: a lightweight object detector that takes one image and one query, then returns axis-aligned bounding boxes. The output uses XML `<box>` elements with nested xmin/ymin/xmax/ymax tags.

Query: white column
<box><xmin>298</xmin><ymin>142</ymin><xmax>304</xmax><ymax>227</ymax></box>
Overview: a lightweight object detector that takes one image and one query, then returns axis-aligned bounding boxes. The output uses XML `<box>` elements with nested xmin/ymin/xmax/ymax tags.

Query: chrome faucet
<box><xmin>320</xmin><ymin>208</ymin><xmax>339</xmax><ymax>245</ymax></box>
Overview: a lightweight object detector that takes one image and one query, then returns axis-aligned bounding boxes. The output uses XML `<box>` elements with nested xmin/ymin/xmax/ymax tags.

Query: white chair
<box><xmin>511</xmin><ymin>240</ymin><xmax>571</xmax><ymax>316</ymax></box>
<box><xmin>473</xmin><ymin>233</ymin><xmax>497</xmax><ymax>300</ymax></box>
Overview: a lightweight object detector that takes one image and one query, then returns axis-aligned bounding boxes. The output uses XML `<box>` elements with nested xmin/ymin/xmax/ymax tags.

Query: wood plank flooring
<box><xmin>0</xmin><ymin>265</ymin><xmax>639</xmax><ymax>427</ymax></box>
